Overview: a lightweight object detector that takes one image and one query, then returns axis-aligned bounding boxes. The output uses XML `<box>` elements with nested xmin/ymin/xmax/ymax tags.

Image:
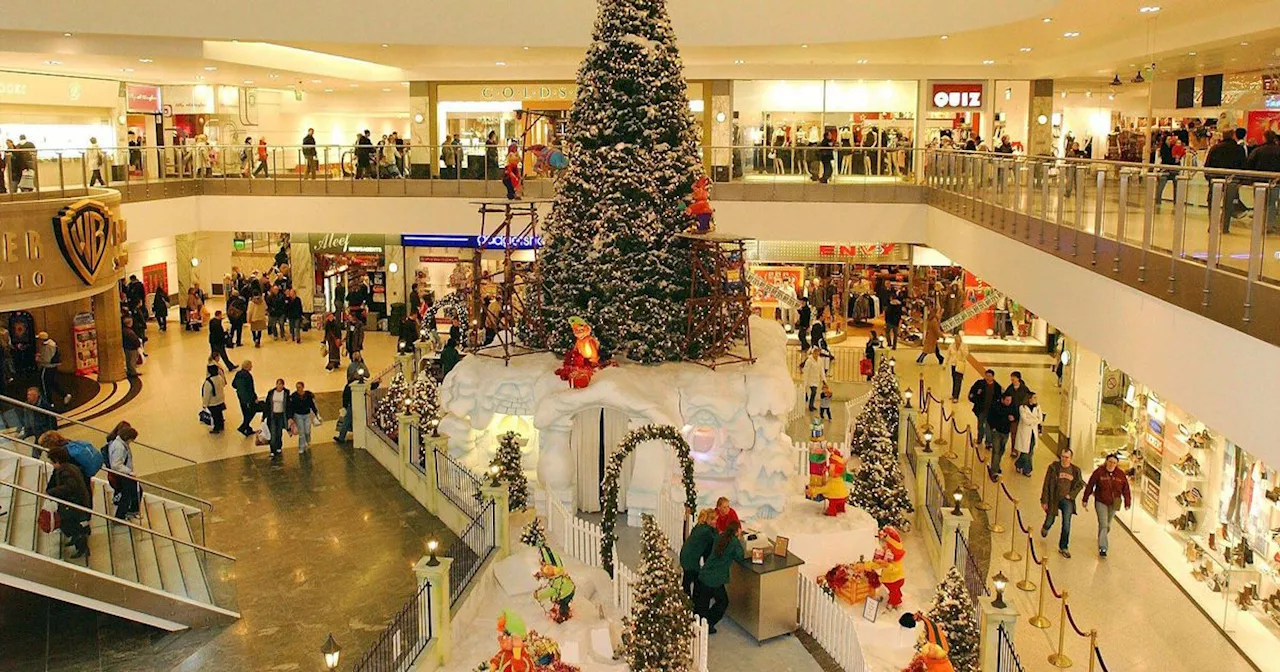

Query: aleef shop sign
<box><xmin>929</xmin><ymin>82</ymin><xmax>984</xmax><ymax>110</ymax></box>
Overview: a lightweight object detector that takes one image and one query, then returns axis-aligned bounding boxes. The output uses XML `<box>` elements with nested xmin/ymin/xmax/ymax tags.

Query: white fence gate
<box><xmin>544</xmin><ymin>490</ymin><xmax>604</xmax><ymax>569</ymax></box>
<box><xmin>657</xmin><ymin>493</ymin><xmax>693</xmax><ymax>552</ymax></box>
<box><xmin>798</xmin><ymin>574</ymin><xmax>868</xmax><ymax>672</ymax></box>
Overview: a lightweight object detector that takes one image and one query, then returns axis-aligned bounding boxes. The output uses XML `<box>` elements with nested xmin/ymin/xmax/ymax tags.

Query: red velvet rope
<box><xmin>1063</xmin><ymin>603</ymin><xmax>1091</xmax><ymax>638</ymax></box>
<box><xmin>999</xmin><ymin>482</ymin><xmax>1017</xmax><ymax>504</ymax></box>
<box><xmin>1015</xmin><ymin>509</ymin><xmax>1030</xmax><ymax>534</ymax></box>
<box><xmin>1046</xmin><ymin>568</ymin><xmax>1063</xmax><ymax>599</ymax></box>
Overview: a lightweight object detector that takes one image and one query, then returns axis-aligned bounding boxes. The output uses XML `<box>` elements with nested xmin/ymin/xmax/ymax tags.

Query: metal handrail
<box><xmin>0</xmin><ymin>476</ymin><xmax>236</xmax><ymax>561</ymax></box>
<box><xmin>0</xmin><ymin>394</ymin><xmax>197</xmax><ymax>468</ymax></box>
<box><xmin>1</xmin><ymin>432</ymin><xmax>213</xmax><ymax>512</ymax></box>
<box><xmin>934</xmin><ymin>148</ymin><xmax>1280</xmax><ymax>185</ymax></box>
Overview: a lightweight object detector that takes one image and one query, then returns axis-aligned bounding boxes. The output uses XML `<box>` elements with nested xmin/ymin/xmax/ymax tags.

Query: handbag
<box><xmin>17</xmin><ymin>169</ymin><xmax>35</xmax><ymax>191</ymax></box>
<box><xmin>38</xmin><ymin>501</ymin><xmax>59</xmax><ymax>534</ymax></box>
<box><xmin>255</xmin><ymin>424</ymin><xmax>271</xmax><ymax>446</ymax></box>
<box><xmin>310</xmin><ymin>410</ymin><xmax>323</xmax><ymax>425</ymax></box>
<box><xmin>198</xmin><ymin>407</ymin><xmax>213</xmax><ymax>427</ymax></box>
<box><xmin>859</xmin><ymin>358</ymin><xmax>873</xmax><ymax>376</ymax></box>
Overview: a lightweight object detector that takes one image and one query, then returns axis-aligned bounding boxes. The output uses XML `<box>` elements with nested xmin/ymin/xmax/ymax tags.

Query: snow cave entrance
<box><xmin>571</xmin><ymin>407</ymin><xmax>635</xmax><ymax>514</ymax></box>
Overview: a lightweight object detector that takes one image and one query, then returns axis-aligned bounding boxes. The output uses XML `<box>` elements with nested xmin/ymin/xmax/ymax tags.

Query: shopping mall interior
<box><xmin>1</xmin><ymin>1</ymin><xmax>1280</xmax><ymax>671</ymax></box>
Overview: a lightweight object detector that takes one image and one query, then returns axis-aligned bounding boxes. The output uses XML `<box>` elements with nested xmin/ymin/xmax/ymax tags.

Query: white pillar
<box><xmin>414</xmin><ymin>555</ymin><xmax>453</xmax><ymax>665</ymax></box>
<box><xmin>979</xmin><ymin>598</ymin><xmax>1020</xmax><ymax>672</ymax></box>
<box><xmin>351</xmin><ymin>381</ymin><xmax>369</xmax><ymax>451</ymax></box>
<box><xmin>914</xmin><ymin>452</ymin><xmax>937</xmax><ymax>531</ymax></box>
<box><xmin>940</xmin><ymin>507</ymin><xmax>975</xmax><ymax>582</ymax></box>
<box><xmin>482</xmin><ymin>483</ymin><xmax>512</xmax><ymax>560</ymax></box>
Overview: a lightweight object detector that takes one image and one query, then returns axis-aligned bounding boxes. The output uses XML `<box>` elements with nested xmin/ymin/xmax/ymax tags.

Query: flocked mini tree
<box><xmin>866</xmin><ymin>359</ymin><xmax>903</xmax><ymax>440</ymax></box>
<box><xmin>847</xmin><ymin>426</ymin><xmax>914</xmax><ymax>528</ymax></box>
<box><xmin>539</xmin><ymin>0</ymin><xmax>703</xmax><ymax>362</ymax></box>
<box><xmin>373</xmin><ymin>370</ymin><xmax>407</xmax><ymax>440</ymax></box>
<box><xmin>622</xmin><ymin>514</ymin><xmax>694</xmax><ymax>671</ymax></box>
<box><xmin>403</xmin><ymin>370</ymin><xmax>442</xmax><ymax>435</ymax></box>
<box><xmin>493</xmin><ymin>431</ymin><xmax>530</xmax><ymax>511</ymax></box>
<box><xmin>520</xmin><ymin>516</ymin><xmax>548</xmax><ymax>548</ymax></box>
<box><xmin>927</xmin><ymin>567</ymin><xmax>981</xmax><ymax>672</ymax></box>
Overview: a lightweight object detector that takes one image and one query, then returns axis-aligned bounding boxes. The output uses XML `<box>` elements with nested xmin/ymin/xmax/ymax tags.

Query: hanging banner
<box><xmin>72</xmin><ymin>311</ymin><xmax>99</xmax><ymax>376</ymax></box>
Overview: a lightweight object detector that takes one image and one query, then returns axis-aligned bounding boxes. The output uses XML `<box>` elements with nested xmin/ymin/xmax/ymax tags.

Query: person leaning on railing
<box><xmin>1204</xmin><ymin>130</ymin><xmax>1247</xmax><ymax>232</ymax></box>
<box><xmin>1244</xmin><ymin>130</ymin><xmax>1280</xmax><ymax>233</ymax></box>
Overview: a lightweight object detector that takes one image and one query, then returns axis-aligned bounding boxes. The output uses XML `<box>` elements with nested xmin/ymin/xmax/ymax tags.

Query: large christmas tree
<box><xmin>622</xmin><ymin>514</ymin><xmax>694</xmax><ymax>671</ymax></box>
<box><xmin>927</xmin><ymin>567</ymin><xmax>981</xmax><ymax>672</ymax></box>
<box><xmin>539</xmin><ymin>0</ymin><xmax>702</xmax><ymax>363</ymax></box>
<box><xmin>847</xmin><ymin>423</ymin><xmax>914</xmax><ymax>528</ymax></box>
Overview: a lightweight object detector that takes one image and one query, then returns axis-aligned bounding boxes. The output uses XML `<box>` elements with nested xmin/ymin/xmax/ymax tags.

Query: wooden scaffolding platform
<box><xmin>465</xmin><ymin>199</ymin><xmax>551</xmax><ymax>364</ymax></box>
<box><xmin>680</xmin><ymin>232</ymin><xmax>755</xmax><ymax>369</ymax></box>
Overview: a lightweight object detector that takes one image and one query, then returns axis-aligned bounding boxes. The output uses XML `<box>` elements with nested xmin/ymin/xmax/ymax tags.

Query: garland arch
<box><xmin>600</xmin><ymin>424</ymin><xmax>699</xmax><ymax>576</ymax></box>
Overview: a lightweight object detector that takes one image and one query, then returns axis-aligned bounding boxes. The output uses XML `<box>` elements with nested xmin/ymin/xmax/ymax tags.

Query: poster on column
<box><xmin>749</xmin><ymin>266</ymin><xmax>804</xmax><ymax>304</ymax></box>
<box><xmin>72</xmin><ymin>312</ymin><xmax>99</xmax><ymax>376</ymax></box>
<box><xmin>1246</xmin><ymin>111</ymin><xmax>1280</xmax><ymax>145</ymax></box>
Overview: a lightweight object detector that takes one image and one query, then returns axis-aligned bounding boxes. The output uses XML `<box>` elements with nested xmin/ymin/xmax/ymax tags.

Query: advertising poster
<box><xmin>1246</xmin><ymin>111</ymin><xmax>1280</xmax><ymax>145</ymax></box>
<box><xmin>72</xmin><ymin>311</ymin><xmax>99</xmax><ymax>376</ymax></box>
<box><xmin>749</xmin><ymin>266</ymin><xmax>804</xmax><ymax>306</ymax></box>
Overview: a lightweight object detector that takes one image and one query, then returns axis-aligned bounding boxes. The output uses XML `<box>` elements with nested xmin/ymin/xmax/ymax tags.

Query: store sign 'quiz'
<box><xmin>929</xmin><ymin>82</ymin><xmax>985</xmax><ymax>109</ymax></box>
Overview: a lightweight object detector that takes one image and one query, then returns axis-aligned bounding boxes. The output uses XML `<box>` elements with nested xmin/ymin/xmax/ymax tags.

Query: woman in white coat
<box><xmin>801</xmin><ymin>347</ymin><xmax>826</xmax><ymax>412</ymax></box>
<box><xmin>1013</xmin><ymin>393</ymin><xmax>1044</xmax><ymax>476</ymax></box>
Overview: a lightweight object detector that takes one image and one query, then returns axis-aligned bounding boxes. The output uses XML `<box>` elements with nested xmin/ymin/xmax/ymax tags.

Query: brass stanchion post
<box><xmin>1029</xmin><ymin>561</ymin><xmax>1051</xmax><ymax>628</ymax></box>
<box><xmin>1047</xmin><ymin>590</ymin><xmax>1073</xmax><ymax>668</ymax></box>
<box><xmin>1016</xmin><ymin>535</ymin><xmax>1037</xmax><ymax>591</ymax></box>
<box><xmin>965</xmin><ymin>438</ymin><xmax>980</xmax><ymax>491</ymax></box>
<box><xmin>988</xmin><ymin>488</ymin><xmax>1007</xmax><ymax>533</ymax></box>
<box><xmin>975</xmin><ymin>470</ymin><xmax>993</xmax><ymax>511</ymax></box>
<box><xmin>1087</xmin><ymin>630</ymin><xmax>1098</xmax><ymax>672</ymax></box>
<box><xmin>942</xmin><ymin>408</ymin><xmax>957</xmax><ymax>459</ymax></box>
<box><xmin>1003</xmin><ymin>506</ymin><xmax>1023</xmax><ymax>562</ymax></box>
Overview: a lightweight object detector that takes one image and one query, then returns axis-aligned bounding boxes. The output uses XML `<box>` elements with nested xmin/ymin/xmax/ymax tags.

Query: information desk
<box><xmin>725</xmin><ymin>549</ymin><xmax>805</xmax><ymax>642</ymax></box>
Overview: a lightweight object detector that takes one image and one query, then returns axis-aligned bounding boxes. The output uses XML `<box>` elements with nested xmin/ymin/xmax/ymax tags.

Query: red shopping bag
<box><xmin>859</xmin><ymin>358</ymin><xmax>873</xmax><ymax>377</ymax></box>
<box><xmin>38</xmin><ymin>503</ymin><xmax>59</xmax><ymax>534</ymax></box>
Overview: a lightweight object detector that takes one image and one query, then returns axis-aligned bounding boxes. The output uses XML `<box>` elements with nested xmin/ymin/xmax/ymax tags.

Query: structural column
<box><xmin>481</xmin><ymin>483</ymin><xmax>512</xmax><ymax>560</ymax></box>
<box><xmin>979</xmin><ymin>598</ymin><xmax>1020</xmax><ymax>672</ymax></box>
<box><xmin>350</xmin><ymin>381</ymin><xmax>369</xmax><ymax>451</ymax></box>
<box><xmin>414</xmin><ymin>555</ymin><xmax>453</xmax><ymax>665</ymax></box>
<box><xmin>91</xmin><ymin>285</ymin><xmax>126</xmax><ymax>383</ymax></box>
<box><xmin>939</xmin><ymin>507</ymin><xmax>975</xmax><ymax>582</ymax></box>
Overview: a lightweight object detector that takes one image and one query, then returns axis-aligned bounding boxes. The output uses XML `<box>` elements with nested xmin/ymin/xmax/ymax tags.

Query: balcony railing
<box><xmin>923</xmin><ymin>148</ymin><xmax>1280</xmax><ymax>348</ymax></box>
<box><xmin>0</xmin><ymin>143</ymin><xmax>925</xmax><ymax>202</ymax></box>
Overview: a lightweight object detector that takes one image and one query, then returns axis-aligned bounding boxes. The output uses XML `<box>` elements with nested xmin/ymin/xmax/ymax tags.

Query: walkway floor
<box><xmin>890</xmin><ymin>347</ymin><xmax>1258</xmax><ymax>672</ymax></box>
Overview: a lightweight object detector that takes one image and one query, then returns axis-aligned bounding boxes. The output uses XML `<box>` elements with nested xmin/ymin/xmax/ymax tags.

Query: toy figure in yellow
<box><xmin>874</xmin><ymin>526</ymin><xmax>907</xmax><ymax>610</ymax></box>
<box><xmin>533</xmin><ymin>546</ymin><xmax>576</xmax><ymax>623</ymax></box>
<box><xmin>490</xmin><ymin>609</ymin><xmax>535</xmax><ymax>672</ymax></box>
<box><xmin>805</xmin><ymin>448</ymin><xmax>849</xmax><ymax>515</ymax></box>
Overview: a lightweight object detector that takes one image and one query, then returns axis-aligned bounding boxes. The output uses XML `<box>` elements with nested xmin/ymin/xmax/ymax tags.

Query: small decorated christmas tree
<box><xmin>494</xmin><ymin>431</ymin><xmax>530</xmax><ymax>511</ymax></box>
<box><xmin>847</xmin><ymin>433</ymin><xmax>914</xmax><ymax>528</ymax></box>
<box><xmin>927</xmin><ymin>567</ymin><xmax>981</xmax><ymax>672</ymax></box>
<box><xmin>373</xmin><ymin>370</ymin><xmax>407</xmax><ymax>439</ymax></box>
<box><xmin>622</xmin><ymin>514</ymin><xmax>694</xmax><ymax>671</ymax></box>
<box><xmin>520</xmin><ymin>517</ymin><xmax>547</xmax><ymax>548</ymax></box>
<box><xmin>864</xmin><ymin>359</ymin><xmax>903</xmax><ymax>440</ymax></box>
<box><xmin>403</xmin><ymin>370</ymin><xmax>442</xmax><ymax>435</ymax></box>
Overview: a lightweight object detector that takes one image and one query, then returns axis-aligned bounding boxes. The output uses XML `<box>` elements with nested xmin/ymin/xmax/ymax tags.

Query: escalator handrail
<box><xmin>0</xmin><ymin>394</ymin><xmax>196</xmax><ymax>468</ymax></box>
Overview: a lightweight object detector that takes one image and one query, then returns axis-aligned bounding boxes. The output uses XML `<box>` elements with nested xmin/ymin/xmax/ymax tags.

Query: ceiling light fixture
<box><xmin>1020</xmin><ymin>47</ymin><xmax>1032</xmax><ymax>52</ymax></box>
<box><xmin>856</xmin><ymin>59</ymin><xmax>868</xmax><ymax>64</ymax></box>
<box><xmin>801</xmin><ymin>44</ymin><xmax>808</xmax><ymax>48</ymax></box>
<box><xmin>982</xmin><ymin>59</ymin><xmax>995</xmax><ymax>65</ymax></box>
<box><xmin>204</xmin><ymin>66</ymin><xmax>218</xmax><ymax>71</ymax></box>
<box><xmin>495</xmin><ymin>61</ymin><xmax>506</xmax><ymax>66</ymax></box>
<box><xmin>1085</xmin><ymin>90</ymin><xmax>1093</xmax><ymax>98</ymax></box>
<box><xmin>401</xmin><ymin>82</ymin><xmax>409</xmax><ymax>86</ymax></box>
<box><xmin>1060</xmin><ymin>91</ymin><xmax>1067</xmax><ymax>98</ymax></box>
<box><xmin>1042</xmin><ymin>17</ymin><xmax>1053</xmax><ymax>23</ymax></box>
<box><xmin>349</xmin><ymin>83</ymin><xmax>359</xmax><ymax>87</ymax></box>
<box><xmin>382</xmin><ymin>87</ymin><xmax>391</xmax><ymax>92</ymax></box>
<box><xmin>1139</xmin><ymin>6</ymin><xmax>1161</xmax><ymax>13</ymax></box>
<box><xmin>44</xmin><ymin>60</ymin><xmax>61</xmax><ymax>65</ymax></box>
<box><xmin>940</xmin><ymin>35</ymin><xmax>949</xmax><ymax>40</ymax></box>
<box><xmin>1240</xmin><ymin>42</ymin><xmax>1249</xmax><ymax>46</ymax></box>
<box><xmin>62</xmin><ymin>32</ymin><xmax>72</xmax><ymax>37</ymax></box>
<box><xmin>1132</xmin><ymin>70</ymin><xmax>1145</xmax><ymax>83</ymax></box>
<box><xmin>381</xmin><ymin>43</ymin><xmax>389</xmax><ymax>48</ymax></box>
<box><xmin>1111</xmin><ymin>74</ymin><xmax>1122</xmax><ymax>86</ymax></box>
<box><xmin>734</xmin><ymin>59</ymin><xmax>745</xmax><ymax>65</ymax></box>
<box><xmin>121</xmin><ymin>67</ymin><xmax>134</xmax><ymax>73</ymax></box>
<box><xmin>195</xmin><ymin>75</ymin><xmax>204</xmax><ymax>81</ymax></box>
<box><xmin>522</xmin><ymin>46</ymin><xmax>529</xmax><ymax>50</ymax></box>
<box><xmin>1063</xmin><ymin>31</ymin><xmax>1080</xmax><ymax>38</ymax></box>
<box><xmin>311</xmin><ymin>79</ymin><xmax>322</xmax><ymax>83</ymax></box>
<box><xmin>324</xmin><ymin>88</ymin><xmax>334</xmax><ymax>93</ymax></box>
<box><xmin>1188</xmin><ymin>51</ymin><xmax>1197</xmax><ymax>56</ymax></box>
<box><xmin>269</xmin><ymin>73</ymin><xmax>279</xmax><ymax>79</ymax></box>
<box><xmin>1108</xmin><ymin>92</ymin><xmax>1116</xmax><ymax>101</ymax></box>
<box><xmin>138</xmin><ymin>58</ymin><xmax>153</xmax><ymax>63</ymax></box>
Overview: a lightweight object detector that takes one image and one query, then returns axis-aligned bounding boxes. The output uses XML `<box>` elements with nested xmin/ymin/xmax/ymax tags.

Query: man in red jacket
<box><xmin>1082</xmin><ymin>453</ymin><xmax>1132</xmax><ymax>558</ymax></box>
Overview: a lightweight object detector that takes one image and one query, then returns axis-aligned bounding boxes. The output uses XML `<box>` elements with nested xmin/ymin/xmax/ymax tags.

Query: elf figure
<box><xmin>554</xmin><ymin>316</ymin><xmax>607</xmax><ymax>388</ymax></box>
<box><xmin>685</xmin><ymin>175</ymin><xmax>715</xmax><ymax>234</ymax></box>
<box><xmin>805</xmin><ymin>448</ymin><xmax>849</xmax><ymax>516</ymax></box>
<box><xmin>874</xmin><ymin>526</ymin><xmax>907</xmax><ymax>610</ymax></box>
<box><xmin>898</xmin><ymin>611</ymin><xmax>955</xmax><ymax>672</ymax></box>
<box><xmin>533</xmin><ymin>546</ymin><xmax>576</xmax><ymax>623</ymax></box>
<box><xmin>491</xmin><ymin>609</ymin><xmax>535</xmax><ymax>672</ymax></box>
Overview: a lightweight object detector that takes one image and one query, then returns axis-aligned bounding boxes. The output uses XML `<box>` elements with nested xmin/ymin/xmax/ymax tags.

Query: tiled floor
<box><xmin>0</xmin><ymin>310</ymin><xmax>455</xmax><ymax>671</ymax></box>
<box><xmin>890</xmin><ymin>346</ymin><xmax>1259</xmax><ymax>672</ymax></box>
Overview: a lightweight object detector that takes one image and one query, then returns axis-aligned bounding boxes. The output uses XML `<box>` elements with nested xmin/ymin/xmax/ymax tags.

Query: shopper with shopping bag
<box><xmin>44</xmin><ymin>443</ymin><xmax>92</xmax><ymax>558</ymax></box>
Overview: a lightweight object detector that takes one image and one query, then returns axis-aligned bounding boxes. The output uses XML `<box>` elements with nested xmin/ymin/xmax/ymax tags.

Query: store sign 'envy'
<box><xmin>818</xmin><ymin>243</ymin><xmax>897</xmax><ymax>257</ymax></box>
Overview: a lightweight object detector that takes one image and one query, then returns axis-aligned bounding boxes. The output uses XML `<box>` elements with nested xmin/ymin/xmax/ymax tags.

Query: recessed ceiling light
<box><xmin>982</xmin><ymin>59</ymin><xmax>995</xmax><ymax>65</ymax></box>
<box><xmin>195</xmin><ymin>75</ymin><xmax>204</xmax><ymax>81</ymax></box>
<box><xmin>138</xmin><ymin>58</ymin><xmax>153</xmax><ymax>63</ymax></box>
<box><xmin>121</xmin><ymin>67</ymin><xmax>134</xmax><ymax>73</ymax></box>
<box><xmin>1188</xmin><ymin>51</ymin><xmax>1196</xmax><ymax>56</ymax></box>
<box><xmin>1085</xmin><ymin>90</ymin><xmax>1093</xmax><ymax>98</ymax></box>
<box><xmin>324</xmin><ymin>88</ymin><xmax>334</xmax><ymax>93</ymax></box>
<box><xmin>382</xmin><ymin>87</ymin><xmax>391</xmax><ymax>92</ymax></box>
<box><xmin>204</xmin><ymin>66</ymin><xmax>218</xmax><ymax>71</ymax></box>
<box><xmin>1019</xmin><ymin>47</ymin><xmax>1032</xmax><ymax>52</ymax></box>
<box><xmin>401</xmin><ymin>82</ymin><xmax>409</xmax><ymax>86</ymax></box>
<box><xmin>62</xmin><ymin>32</ymin><xmax>72</xmax><ymax>37</ymax></box>
<box><xmin>381</xmin><ymin>43</ymin><xmax>389</xmax><ymax>48</ymax></box>
<box><xmin>311</xmin><ymin>79</ymin><xmax>322</xmax><ymax>83</ymax></box>
<box><xmin>44</xmin><ymin>60</ymin><xmax>61</xmax><ymax>65</ymax></box>
<box><xmin>522</xmin><ymin>46</ymin><xmax>529</xmax><ymax>50</ymax></box>
<box><xmin>495</xmin><ymin>61</ymin><xmax>507</xmax><ymax>66</ymax></box>
<box><xmin>231</xmin><ymin>39</ymin><xmax>239</xmax><ymax>43</ymax></box>
<box><xmin>1063</xmin><ymin>31</ymin><xmax>1080</xmax><ymax>38</ymax></box>
<box><xmin>1042</xmin><ymin>17</ymin><xmax>1053</xmax><ymax>23</ymax></box>
<box><xmin>856</xmin><ymin>59</ymin><xmax>868</xmax><ymax>64</ymax></box>
<box><xmin>349</xmin><ymin>83</ymin><xmax>359</xmax><ymax>87</ymax></box>
<box><xmin>734</xmin><ymin>59</ymin><xmax>744</xmax><ymax>65</ymax></box>
<box><xmin>1108</xmin><ymin>93</ymin><xmax>1116</xmax><ymax>100</ymax></box>
<box><xmin>1139</xmin><ymin>6</ymin><xmax>1161</xmax><ymax>13</ymax></box>
<box><xmin>244</xmin><ymin>80</ymin><xmax>254</xmax><ymax>84</ymax></box>
<box><xmin>1240</xmin><ymin>41</ymin><xmax>1249</xmax><ymax>46</ymax></box>
<box><xmin>268</xmin><ymin>73</ymin><xmax>278</xmax><ymax>79</ymax></box>
<box><xmin>940</xmin><ymin>35</ymin><xmax>949</xmax><ymax>40</ymax></box>
<box><xmin>801</xmin><ymin>44</ymin><xmax>808</xmax><ymax>49</ymax></box>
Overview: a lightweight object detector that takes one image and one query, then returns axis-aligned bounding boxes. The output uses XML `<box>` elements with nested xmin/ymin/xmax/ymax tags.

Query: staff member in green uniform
<box><xmin>693</xmin><ymin>520</ymin><xmax>744</xmax><ymax>633</ymax></box>
<box><xmin>679</xmin><ymin>509</ymin><xmax>718</xmax><ymax>598</ymax></box>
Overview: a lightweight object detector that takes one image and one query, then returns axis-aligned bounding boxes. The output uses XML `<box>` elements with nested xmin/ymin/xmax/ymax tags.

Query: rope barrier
<box><xmin>1094</xmin><ymin>644</ymin><xmax>1111</xmax><ymax>672</ymax></box>
<box><xmin>1046</xmin><ymin>568</ymin><xmax>1063</xmax><ymax>599</ymax></box>
<box><xmin>1029</xmin><ymin>540</ymin><xmax>1043</xmax><ymax>566</ymax></box>
<box><xmin>1015</xmin><ymin>509</ymin><xmax>1030</xmax><ymax>534</ymax></box>
<box><xmin>999</xmin><ymin>482</ymin><xmax>1017</xmax><ymax>504</ymax></box>
<box><xmin>1062</xmin><ymin>603</ymin><xmax>1091</xmax><ymax>638</ymax></box>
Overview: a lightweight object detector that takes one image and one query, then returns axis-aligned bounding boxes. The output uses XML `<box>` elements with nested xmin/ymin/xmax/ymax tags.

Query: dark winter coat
<box><xmin>967</xmin><ymin>379</ymin><xmax>1002</xmax><ymax>418</ymax></box>
<box><xmin>698</xmin><ymin>536</ymin><xmax>745</xmax><ymax>588</ymax></box>
<box><xmin>266</xmin><ymin>292</ymin><xmax>286</xmax><ymax>317</ymax></box>
<box><xmin>440</xmin><ymin>343</ymin><xmax>461</xmax><ymax>379</ymax></box>
<box><xmin>284</xmin><ymin>297</ymin><xmax>303</xmax><ymax>320</ymax></box>
<box><xmin>987</xmin><ymin>399</ymin><xmax>1016</xmax><ymax>435</ymax></box>
<box><xmin>208</xmin><ymin>319</ymin><xmax>227</xmax><ymax>347</ymax></box>
<box><xmin>797</xmin><ymin>305</ymin><xmax>812</xmax><ymax>329</ymax></box>
<box><xmin>232</xmin><ymin>369</ymin><xmax>256</xmax><ymax>405</ymax></box>
<box><xmin>1205</xmin><ymin>139</ymin><xmax>1245</xmax><ymax>173</ymax></box>
<box><xmin>680</xmin><ymin>523</ymin><xmax>717</xmax><ymax>572</ymax></box>
<box><xmin>1245</xmin><ymin>143</ymin><xmax>1280</xmax><ymax>173</ymax></box>
<box><xmin>287</xmin><ymin>390</ymin><xmax>317</xmax><ymax>417</ymax></box>
<box><xmin>1041</xmin><ymin>461</ymin><xmax>1085</xmax><ymax>510</ymax></box>
<box><xmin>47</xmin><ymin>462</ymin><xmax>90</xmax><ymax>509</ymax></box>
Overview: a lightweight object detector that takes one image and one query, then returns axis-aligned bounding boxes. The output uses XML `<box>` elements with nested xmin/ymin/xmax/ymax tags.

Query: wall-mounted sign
<box><xmin>53</xmin><ymin>200</ymin><xmax>128</xmax><ymax>285</ymax></box>
<box><xmin>125</xmin><ymin>84</ymin><xmax>162</xmax><ymax>114</ymax></box>
<box><xmin>436</xmin><ymin>82</ymin><xmax>578</xmax><ymax>103</ymax></box>
<box><xmin>1264</xmin><ymin>75</ymin><xmax>1279</xmax><ymax>96</ymax></box>
<box><xmin>309</xmin><ymin>232</ymin><xmax>387</xmax><ymax>255</ymax></box>
<box><xmin>929</xmin><ymin>82</ymin><xmax>985</xmax><ymax>110</ymax></box>
<box><xmin>401</xmin><ymin>233</ymin><xmax>544</xmax><ymax>250</ymax></box>
<box><xmin>746</xmin><ymin>241</ymin><xmax>908</xmax><ymax>264</ymax></box>
<box><xmin>0</xmin><ymin>72</ymin><xmax>118</xmax><ymax>107</ymax></box>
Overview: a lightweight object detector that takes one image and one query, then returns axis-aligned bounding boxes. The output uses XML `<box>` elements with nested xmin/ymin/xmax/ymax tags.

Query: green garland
<box><xmin>600</xmin><ymin>424</ymin><xmax>698</xmax><ymax>577</ymax></box>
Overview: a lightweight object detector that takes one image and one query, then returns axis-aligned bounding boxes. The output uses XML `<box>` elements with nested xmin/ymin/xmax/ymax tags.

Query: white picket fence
<box><xmin>543</xmin><ymin>490</ymin><xmax>604</xmax><ymax>569</ymax></box>
<box><xmin>843</xmin><ymin>390</ymin><xmax>872</xmax><ymax>446</ymax></box>
<box><xmin>794</xmin><ymin>441</ymin><xmax>848</xmax><ymax>479</ymax></box>
<box><xmin>611</xmin><ymin>560</ymin><xmax>710</xmax><ymax>672</ymax></box>
<box><xmin>657</xmin><ymin>494</ymin><xmax>694</xmax><ymax>551</ymax></box>
<box><xmin>788</xmin><ymin>384</ymin><xmax>807</xmax><ymax>424</ymax></box>
<box><xmin>798</xmin><ymin>574</ymin><xmax>869</xmax><ymax>672</ymax></box>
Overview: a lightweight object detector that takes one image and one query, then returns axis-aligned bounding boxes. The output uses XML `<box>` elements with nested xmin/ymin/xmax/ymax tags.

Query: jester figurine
<box><xmin>554</xmin><ymin>316</ymin><xmax>608</xmax><ymax>389</ymax></box>
<box><xmin>685</xmin><ymin>175</ymin><xmax>715</xmax><ymax>234</ymax></box>
<box><xmin>532</xmin><ymin>546</ymin><xmax>576</xmax><ymax>623</ymax></box>
<box><xmin>490</xmin><ymin>609</ymin><xmax>535</xmax><ymax>672</ymax></box>
<box><xmin>806</xmin><ymin>447</ymin><xmax>850</xmax><ymax>516</ymax></box>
